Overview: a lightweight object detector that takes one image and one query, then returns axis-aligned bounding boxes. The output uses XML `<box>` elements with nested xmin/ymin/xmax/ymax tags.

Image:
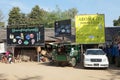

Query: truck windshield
<box><xmin>86</xmin><ymin>50</ymin><xmax>105</xmax><ymax>55</ymax></box>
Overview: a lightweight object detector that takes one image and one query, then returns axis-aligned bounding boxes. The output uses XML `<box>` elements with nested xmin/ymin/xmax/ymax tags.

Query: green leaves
<box><xmin>8</xmin><ymin>7</ymin><xmax>21</xmax><ymax>27</ymax></box>
<box><xmin>113</xmin><ymin>16</ymin><xmax>120</xmax><ymax>26</ymax></box>
<box><xmin>8</xmin><ymin>5</ymin><xmax>78</xmax><ymax>28</ymax></box>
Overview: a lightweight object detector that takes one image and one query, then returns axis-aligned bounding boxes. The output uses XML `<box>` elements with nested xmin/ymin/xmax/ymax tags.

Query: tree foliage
<box><xmin>8</xmin><ymin>7</ymin><xmax>21</xmax><ymax>27</ymax></box>
<box><xmin>45</xmin><ymin>6</ymin><xmax>78</xmax><ymax>28</ymax></box>
<box><xmin>62</xmin><ymin>8</ymin><xmax>78</xmax><ymax>27</ymax></box>
<box><xmin>28</xmin><ymin>5</ymin><xmax>46</xmax><ymax>26</ymax></box>
<box><xmin>8</xmin><ymin>5</ymin><xmax>78</xmax><ymax>28</ymax></box>
<box><xmin>113</xmin><ymin>16</ymin><xmax>120</xmax><ymax>26</ymax></box>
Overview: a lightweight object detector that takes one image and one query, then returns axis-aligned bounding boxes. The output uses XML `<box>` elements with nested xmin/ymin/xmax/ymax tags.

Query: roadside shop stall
<box><xmin>7</xmin><ymin>25</ymin><xmax>45</xmax><ymax>62</ymax></box>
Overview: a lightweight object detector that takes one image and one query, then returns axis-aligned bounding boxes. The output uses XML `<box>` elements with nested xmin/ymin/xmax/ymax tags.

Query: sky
<box><xmin>0</xmin><ymin>0</ymin><xmax>120</xmax><ymax>27</ymax></box>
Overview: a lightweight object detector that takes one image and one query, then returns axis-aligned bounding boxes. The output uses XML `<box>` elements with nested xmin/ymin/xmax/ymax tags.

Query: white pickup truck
<box><xmin>83</xmin><ymin>48</ymin><xmax>109</xmax><ymax>68</ymax></box>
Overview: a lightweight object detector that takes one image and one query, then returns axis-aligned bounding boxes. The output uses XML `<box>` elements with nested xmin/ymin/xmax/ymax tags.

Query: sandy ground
<box><xmin>0</xmin><ymin>62</ymin><xmax>120</xmax><ymax>80</ymax></box>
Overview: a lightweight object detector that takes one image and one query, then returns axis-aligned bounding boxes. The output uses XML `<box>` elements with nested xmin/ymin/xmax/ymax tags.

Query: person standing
<box><xmin>118</xmin><ymin>42</ymin><xmax>120</xmax><ymax>55</ymax></box>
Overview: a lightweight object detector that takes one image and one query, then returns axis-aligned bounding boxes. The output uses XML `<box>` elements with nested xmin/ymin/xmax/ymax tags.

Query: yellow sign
<box><xmin>75</xmin><ymin>14</ymin><xmax>105</xmax><ymax>44</ymax></box>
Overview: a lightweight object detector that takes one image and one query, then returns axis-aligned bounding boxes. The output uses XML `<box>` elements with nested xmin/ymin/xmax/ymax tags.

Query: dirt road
<box><xmin>0</xmin><ymin>62</ymin><xmax>120</xmax><ymax>80</ymax></box>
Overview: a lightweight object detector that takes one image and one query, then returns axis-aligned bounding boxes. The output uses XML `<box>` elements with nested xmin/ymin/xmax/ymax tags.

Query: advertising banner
<box><xmin>55</xmin><ymin>19</ymin><xmax>71</xmax><ymax>37</ymax></box>
<box><xmin>7</xmin><ymin>26</ymin><xmax>44</xmax><ymax>46</ymax></box>
<box><xmin>75</xmin><ymin>14</ymin><xmax>105</xmax><ymax>44</ymax></box>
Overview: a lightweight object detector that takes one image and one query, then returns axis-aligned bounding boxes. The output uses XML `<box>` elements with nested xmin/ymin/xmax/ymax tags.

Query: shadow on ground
<box><xmin>16</xmin><ymin>76</ymin><xmax>42</xmax><ymax>80</ymax></box>
<box><xmin>38</xmin><ymin>62</ymin><xmax>120</xmax><ymax>80</ymax></box>
<box><xmin>38</xmin><ymin>61</ymin><xmax>76</xmax><ymax>68</ymax></box>
<box><xmin>38</xmin><ymin>62</ymin><xmax>120</xmax><ymax>70</ymax></box>
<box><xmin>0</xmin><ymin>74</ymin><xmax>7</xmax><ymax>80</ymax></box>
<box><xmin>38</xmin><ymin>62</ymin><xmax>64</xmax><ymax>67</ymax></box>
<box><xmin>106</xmin><ymin>64</ymin><xmax>120</xmax><ymax>80</ymax></box>
<box><xmin>38</xmin><ymin>61</ymin><xmax>85</xmax><ymax>69</ymax></box>
<box><xmin>109</xmin><ymin>64</ymin><xmax>120</xmax><ymax>70</ymax></box>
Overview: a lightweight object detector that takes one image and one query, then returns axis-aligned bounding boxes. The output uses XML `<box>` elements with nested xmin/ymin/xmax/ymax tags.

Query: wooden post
<box><xmin>81</xmin><ymin>44</ymin><xmax>84</xmax><ymax>54</ymax></box>
<box><xmin>12</xmin><ymin>46</ymin><xmax>15</xmax><ymax>63</ymax></box>
<box><xmin>80</xmin><ymin>44</ymin><xmax>84</xmax><ymax>66</ymax></box>
<box><xmin>36</xmin><ymin>46</ymin><xmax>41</xmax><ymax>62</ymax></box>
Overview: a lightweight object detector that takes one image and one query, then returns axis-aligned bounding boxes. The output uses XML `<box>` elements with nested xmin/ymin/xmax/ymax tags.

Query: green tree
<box><xmin>34</xmin><ymin>5</ymin><xmax>62</xmax><ymax>28</ymax></box>
<box><xmin>19</xmin><ymin>13</ymin><xmax>27</xmax><ymax>26</ymax></box>
<box><xmin>8</xmin><ymin>7</ymin><xmax>21</xmax><ymax>27</ymax></box>
<box><xmin>45</xmin><ymin>6</ymin><xmax>78</xmax><ymax>28</ymax></box>
<box><xmin>113</xmin><ymin>16</ymin><xmax>120</xmax><ymax>26</ymax></box>
<box><xmin>61</xmin><ymin>8</ymin><xmax>78</xmax><ymax>19</ymax></box>
<box><xmin>62</xmin><ymin>8</ymin><xmax>78</xmax><ymax>27</ymax></box>
<box><xmin>8</xmin><ymin>5</ymin><xmax>78</xmax><ymax>28</ymax></box>
<box><xmin>28</xmin><ymin>5</ymin><xmax>46</xmax><ymax>26</ymax></box>
<box><xmin>45</xmin><ymin>11</ymin><xmax>60</xmax><ymax>28</ymax></box>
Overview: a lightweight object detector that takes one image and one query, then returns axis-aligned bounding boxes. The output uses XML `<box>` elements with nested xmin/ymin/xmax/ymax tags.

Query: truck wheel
<box><xmin>70</xmin><ymin>58</ymin><xmax>76</xmax><ymax>67</ymax></box>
